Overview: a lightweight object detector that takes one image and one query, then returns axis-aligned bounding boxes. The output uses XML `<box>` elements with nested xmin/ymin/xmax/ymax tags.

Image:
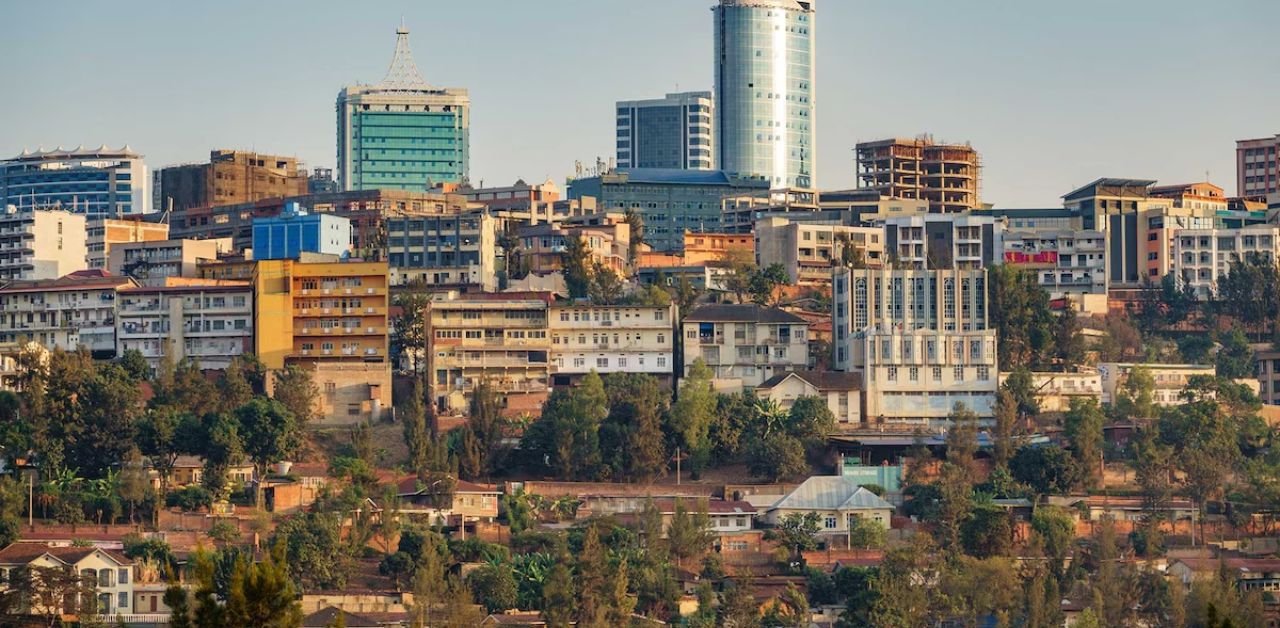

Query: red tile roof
<box><xmin>0</xmin><ymin>542</ymin><xmax>132</xmax><ymax>566</ymax></box>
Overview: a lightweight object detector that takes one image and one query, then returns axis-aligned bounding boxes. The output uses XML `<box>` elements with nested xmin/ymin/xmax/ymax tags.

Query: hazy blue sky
<box><xmin>3</xmin><ymin>0</ymin><xmax>1277</xmax><ymax>206</ymax></box>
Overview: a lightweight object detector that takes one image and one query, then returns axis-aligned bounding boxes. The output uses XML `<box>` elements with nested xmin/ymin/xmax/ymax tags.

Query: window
<box><xmin>824</xmin><ymin>516</ymin><xmax>837</xmax><ymax>529</ymax></box>
<box><xmin>118</xmin><ymin>568</ymin><xmax>129</xmax><ymax>585</ymax></box>
<box><xmin>618</xmin><ymin>357</ymin><xmax>627</xmax><ymax>368</ymax></box>
<box><xmin>932</xmin><ymin>367</ymin><xmax>942</xmax><ymax>382</ymax></box>
<box><xmin>978</xmin><ymin>366</ymin><xmax>990</xmax><ymax>381</ymax></box>
<box><xmin>887</xmin><ymin>367</ymin><xmax>898</xmax><ymax>382</ymax></box>
<box><xmin>954</xmin><ymin>366</ymin><xmax>965</xmax><ymax>381</ymax></box>
<box><xmin>118</xmin><ymin>592</ymin><xmax>128</xmax><ymax>609</ymax></box>
<box><xmin>348</xmin><ymin>404</ymin><xmax>361</xmax><ymax>416</ymax></box>
<box><xmin>657</xmin><ymin>357</ymin><xmax>667</xmax><ymax>367</ymax></box>
<box><xmin>574</xmin><ymin>357</ymin><xmax>585</xmax><ymax>368</ymax></box>
<box><xmin>909</xmin><ymin>367</ymin><xmax>919</xmax><ymax>381</ymax></box>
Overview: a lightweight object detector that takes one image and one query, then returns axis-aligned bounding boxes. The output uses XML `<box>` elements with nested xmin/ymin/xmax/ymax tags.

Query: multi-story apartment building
<box><xmin>386</xmin><ymin>207</ymin><xmax>497</xmax><ymax>289</ymax></box>
<box><xmin>1237</xmin><ymin>134</ymin><xmax>1279</xmax><ymax>200</ymax></box>
<box><xmin>1150</xmin><ymin>181</ymin><xmax>1229</xmax><ymax>213</ymax></box>
<box><xmin>548</xmin><ymin>303</ymin><xmax>677</xmax><ymax>388</ymax></box>
<box><xmin>1253</xmin><ymin>348</ymin><xmax>1280</xmax><ymax>406</ymax></box>
<box><xmin>832</xmin><ymin>267</ymin><xmax>997</xmax><ymax>426</ymax></box>
<box><xmin>616</xmin><ymin>91</ymin><xmax>715</xmax><ymax>170</ymax></box>
<box><xmin>337</xmin><ymin>26</ymin><xmax>470</xmax><ymax>190</ymax></box>
<box><xmin>0</xmin><ymin>206</ymin><xmax>88</xmax><ymax>281</ymax></box>
<box><xmin>519</xmin><ymin>213</ymin><xmax>633</xmax><ymax>276</ymax></box>
<box><xmin>0</xmin><ymin>270</ymin><xmax>134</xmax><ymax>357</ymax></box>
<box><xmin>976</xmin><ymin>207</ymin><xmax>1083</xmax><ymax>232</ymax></box>
<box><xmin>0</xmin><ymin>146</ymin><xmax>150</xmax><ymax>216</ymax></box>
<box><xmin>567</xmin><ymin>168</ymin><xmax>770</xmax><ymax>252</ymax></box>
<box><xmin>425</xmin><ymin>293</ymin><xmax>553</xmax><ymax>416</ymax></box>
<box><xmin>713</xmin><ymin>0</ymin><xmax>816</xmax><ymax>188</ymax></box>
<box><xmin>107</xmin><ymin>238</ymin><xmax>232</xmax><ymax>282</ymax></box>
<box><xmin>251</xmin><ymin>201</ymin><xmax>351</xmax><ymax>260</ymax></box>
<box><xmin>682</xmin><ymin>232</ymin><xmax>754</xmax><ymax>265</ymax></box>
<box><xmin>85</xmin><ymin>215</ymin><xmax>169</xmax><ymax>270</ymax></box>
<box><xmin>681</xmin><ymin>304</ymin><xmax>809</xmax><ymax>389</ymax></box>
<box><xmin>754</xmin><ymin>217</ymin><xmax>884</xmax><ymax>287</ymax></box>
<box><xmin>855</xmin><ymin>137</ymin><xmax>981</xmax><ymax>213</ymax></box>
<box><xmin>1173</xmin><ymin>226</ymin><xmax>1280</xmax><ymax>299</ymax></box>
<box><xmin>116</xmin><ymin>279</ymin><xmax>253</xmax><ymax>371</ymax></box>
<box><xmin>255</xmin><ymin>260</ymin><xmax>391</xmax><ymax>424</ymax></box>
<box><xmin>156</xmin><ymin>150</ymin><xmax>307</xmax><ymax>212</ymax></box>
<box><xmin>0</xmin><ymin>542</ymin><xmax>138</xmax><ymax>618</ymax></box>
<box><xmin>880</xmin><ymin>214</ymin><xmax>1003</xmax><ymax>269</ymax></box>
<box><xmin>1002</xmin><ymin>230</ymin><xmax>1108</xmax><ymax>301</ymax></box>
<box><xmin>1062</xmin><ymin>178</ymin><xmax>1216</xmax><ymax>288</ymax></box>
<box><xmin>169</xmin><ymin>188</ymin><xmax>476</xmax><ymax>256</ymax></box>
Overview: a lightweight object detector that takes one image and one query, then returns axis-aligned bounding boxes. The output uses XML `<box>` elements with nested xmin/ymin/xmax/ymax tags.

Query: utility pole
<box><xmin>28</xmin><ymin>474</ymin><xmax>33</xmax><ymax>528</ymax></box>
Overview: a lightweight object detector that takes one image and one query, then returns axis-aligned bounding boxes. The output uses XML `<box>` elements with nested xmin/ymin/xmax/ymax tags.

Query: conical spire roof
<box><xmin>377</xmin><ymin>25</ymin><xmax>430</xmax><ymax>90</ymax></box>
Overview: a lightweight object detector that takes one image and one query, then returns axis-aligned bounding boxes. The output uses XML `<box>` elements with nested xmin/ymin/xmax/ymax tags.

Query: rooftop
<box><xmin>758</xmin><ymin>370</ymin><xmax>863</xmax><ymax>392</ymax></box>
<box><xmin>684</xmin><ymin>304</ymin><xmax>807</xmax><ymax>324</ymax></box>
<box><xmin>771</xmin><ymin>476</ymin><xmax>895</xmax><ymax>512</ymax></box>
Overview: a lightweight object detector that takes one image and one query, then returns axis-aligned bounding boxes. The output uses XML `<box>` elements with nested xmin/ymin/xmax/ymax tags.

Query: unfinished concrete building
<box><xmin>855</xmin><ymin>137</ymin><xmax>981</xmax><ymax>213</ymax></box>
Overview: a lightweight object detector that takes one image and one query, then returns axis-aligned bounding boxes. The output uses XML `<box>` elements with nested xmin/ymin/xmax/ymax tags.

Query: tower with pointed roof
<box><xmin>336</xmin><ymin>25</ymin><xmax>470</xmax><ymax>192</ymax></box>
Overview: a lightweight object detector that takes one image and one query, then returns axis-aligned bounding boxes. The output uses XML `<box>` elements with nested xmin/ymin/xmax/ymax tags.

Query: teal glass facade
<box><xmin>339</xmin><ymin>99</ymin><xmax>470</xmax><ymax>192</ymax></box>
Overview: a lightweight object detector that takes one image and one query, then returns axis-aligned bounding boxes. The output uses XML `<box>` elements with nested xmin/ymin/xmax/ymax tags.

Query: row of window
<box><xmin>886</xmin><ymin>365</ymin><xmax>991</xmax><ymax>382</ymax></box>
<box><xmin>556</xmin><ymin>355</ymin><xmax>668</xmax><ymax>369</ymax></box>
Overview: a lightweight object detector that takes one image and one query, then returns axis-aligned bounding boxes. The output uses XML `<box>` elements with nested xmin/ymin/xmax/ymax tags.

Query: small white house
<box><xmin>0</xmin><ymin>541</ymin><xmax>136</xmax><ymax>617</ymax></box>
<box><xmin>765</xmin><ymin>476</ymin><xmax>894</xmax><ymax>533</ymax></box>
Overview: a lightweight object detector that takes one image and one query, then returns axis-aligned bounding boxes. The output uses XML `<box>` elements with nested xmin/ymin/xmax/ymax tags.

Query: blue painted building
<box><xmin>0</xmin><ymin>146</ymin><xmax>150</xmax><ymax>217</ymax></box>
<box><xmin>252</xmin><ymin>202</ymin><xmax>351</xmax><ymax>260</ymax></box>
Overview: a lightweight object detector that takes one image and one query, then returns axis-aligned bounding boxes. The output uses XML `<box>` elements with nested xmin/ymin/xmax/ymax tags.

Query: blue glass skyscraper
<box><xmin>337</xmin><ymin>26</ymin><xmax>470</xmax><ymax>192</ymax></box>
<box><xmin>713</xmin><ymin>0</ymin><xmax>816</xmax><ymax>189</ymax></box>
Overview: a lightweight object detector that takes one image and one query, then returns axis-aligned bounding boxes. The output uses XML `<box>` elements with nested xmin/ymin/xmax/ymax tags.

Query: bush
<box><xmin>207</xmin><ymin>520</ymin><xmax>241</xmax><ymax>544</ymax></box>
<box><xmin>167</xmin><ymin>485</ymin><xmax>214</xmax><ymax>512</ymax></box>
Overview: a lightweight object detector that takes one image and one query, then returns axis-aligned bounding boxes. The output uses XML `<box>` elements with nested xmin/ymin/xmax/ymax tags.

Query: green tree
<box><xmin>989</xmin><ymin>265</ymin><xmax>1056</xmax><ymax>370</ymax></box>
<box><xmin>721</xmin><ymin>248</ymin><xmax>757</xmax><ymax>304</ymax></box>
<box><xmin>1216</xmin><ymin>328</ymin><xmax>1254</xmax><ymax>379</ymax></box>
<box><xmin>74</xmin><ymin>362</ymin><xmax>144</xmax><ymax>478</ymax></box>
<box><xmin>1054</xmin><ymin>306</ymin><xmax>1085</xmax><ymax>370</ymax></box>
<box><xmin>765</xmin><ymin>512</ymin><xmax>821</xmax><ymax>569</ymax></box>
<box><xmin>458</xmin><ymin>380</ymin><xmax>507</xmax><ymax>479</ymax></box>
<box><xmin>961</xmin><ymin>502</ymin><xmax>1013</xmax><ymax>558</ymax></box>
<box><xmin>562</xmin><ymin>234</ymin><xmax>592</xmax><ymax>300</ymax></box>
<box><xmin>666</xmin><ymin>499</ymin><xmax>715</xmax><ymax>568</ymax></box>
<box><xmin>541</xmin><ymin>547</ymin><xmax>575</xmax><ymax>627</ymax></box>
<box><xmin>1064</xmin><ymin>398</ymin><xmax>1105</xmax><ymax>489</ymax></box>
<box><xmin>992</xmin><ymin>389</ymin><xmax>1021</xmax><ymax>470</ymax></box>
<box><xmin>1010</xmin><ymin>444</ymin><xmax>1081</xmax><ymax>496</ymax></box>
<box><xmin>575</xmin><ymin>525</ymin><xmax>610</xmax><ymax>626</ymax></box>
<box><xmin>272</xmin><ymin>512</ymin><xmax>350</xmax><ymax>590</ymax></box>
<box><xmin>391</xmin><ymin>291</ymin><xmax>430</xmax><ymax>374</ymax></box>
<box><xmin>749</xmin><ymin>263</ymin><xmax>790</xmax><ymax>306</ymax></box>
<box><xmin>468</xmin><ymin>562</ymin><xmax>518</xmax><ymax>613</ymax></box>
<box><xmin>118</xmin><ymin>348</ymin><xmax>151</xmax><ymax>382</ymax></box>
<box><xmin>272</xmin><ymin>365</ymin><xmax>320</xmax><ymax>426</ymax></box>
<box><xmin>670</xmin><ymin>359</ymin><xmax>717</xmax><ymax>476</ymax></box>
<box><xmin>599</xmin><ymin>373</ymin><xmax>668</xmax><ymax>481</ymax></box>
<box><xmin>718</xmin><ymin>576</ymin><xmax>761</xmax><ymax>628</ymax></box>
<box><xmin>224</xmin><ymin>543</ymin><xmax>304</xmax><ymax>628</ymax></box>
<box><xmin>1216</xmin><ymin>251</ymin><xmax>1280</xmax><ymax>338</ymax></box>
<box><xmin>623</xmin><ymin>207</ymin><xmax>645</xmax><ymax>264</ymax></box>
<box><xmin>216</xmin><ymin>357</ymin><xmax>256</xmax><ymax>414</ymax></box>
<box><xmin>1114</xmin><ymin>366</ymin><xmax>1156</xmax><ymax>421</ymax></box>
<box><xmin>521</xmin><ymin>372</ymin><xmax>606</xmax><ymax>479</ymax></box>
<box><xmin>401</xmin><ymin>377</ymin><xmax>431</xmax><ymax>475</ymax></box>
<box><xmin>846</xmin><ymin>516</ymin><xmax>887</xmax><ymax>549</ymax></box>
<box><xmin>236</xmin><ymin>398</ymin><xmax>301</xmax><ymax>508</ymax></box>
<box><xmin>588</xmin><ymin>262</ymin><xmax>624</xmax><ymax>305</ymax></box>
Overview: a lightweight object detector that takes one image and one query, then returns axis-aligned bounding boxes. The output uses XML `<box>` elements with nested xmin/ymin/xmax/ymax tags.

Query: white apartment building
<box><xmin>116</xmin><ymin>280</ymin><xmax>253</xmax><ymax>371</ymax></box>
<box><xmin>107</xmin><ymin>238</ymin><xmax>232</xmax><ymax>282</ymax></box>
<box><xmin>1098</xmin><ymin>362</ymin><xmax>1221</xmax><ymax>406</ymax></box>
<box><xmin>880</xmin><ymin>214</ymin><xmax>1003</xmax><ymax>270</ymax></box>
<box><xmin>998</xmin><ymin>370</ymin><xmax>1102</xmax><ymax>413</ymax></box>
<box><xmin>0</xmin><ymin>206</ymin><xmax>88</xmax><ymax>281</ymax></box>
<box><xmin>1002</xmin><ymin>230</ymin><xmax>1107</xmax><ymax>300</ymax></box>
<box><xmin>1173</xmin><ymin>226</ymin><xmax>1280</xmax><ymax>299</ymax></box>
<box><xmin>832</xmin><ymin>267</ymin><xmax>997</xmax><ymax>426</ymax></box>
<box><xmin>753</xmin><ymin>217</ymin><xmax>884</xmax><ymax>287</ymax></box>
<box><xmin>0</xmin><ymin>271</ymin><xmax>134</xmax><ymax>356</ymax></box>
<box><xmin>548</xmin><ymin>303</ymin><xmax>676</xmax><ymax>387</ymax></box>
<box><xmin>681</xmin><ymin>304</ymin><xmax>809</xmax><ymax>389</ymax></box>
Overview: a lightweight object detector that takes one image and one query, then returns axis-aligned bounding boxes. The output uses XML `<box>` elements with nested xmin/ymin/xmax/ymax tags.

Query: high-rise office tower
<box><xmin>0</xmin><ymin>146</ymin><xmax>149</xmax><ymax>217</ymax></box>
<box><xmin>337</xmin><ymin>26</ymin><xmax>470</xmax><ymax>192</ymax></box>
<box><xmin>616</xmin><ymin>92</ymin><xmax>715</xmax><ymax>170</ymax></box>
<box><xmin>713</xmin><ymin>0</ymin><xmax>816</xmax><ymax>189</ymax></box>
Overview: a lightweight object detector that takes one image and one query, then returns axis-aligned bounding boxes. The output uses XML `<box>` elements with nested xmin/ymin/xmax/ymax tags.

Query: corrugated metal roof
<box><xmin>771</xmin><ymin>476</ymin><xmax>894</xmax><ymax>511</ymax></box>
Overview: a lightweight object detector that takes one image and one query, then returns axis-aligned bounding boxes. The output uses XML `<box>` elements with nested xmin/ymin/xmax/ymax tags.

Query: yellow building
<box><xmin>253</xmin><ymin>259</ymin><xmax>391</xmax><ymax>424</ymax></box>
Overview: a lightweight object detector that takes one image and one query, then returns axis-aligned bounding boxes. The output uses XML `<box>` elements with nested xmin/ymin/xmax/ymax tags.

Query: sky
<box><xmin>2</xmin><ymin>0</ymin><xmax>1277</xmax><ymax>207</ymax></box>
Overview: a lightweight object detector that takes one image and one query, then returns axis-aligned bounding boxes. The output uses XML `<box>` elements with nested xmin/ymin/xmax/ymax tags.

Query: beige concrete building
<box><xmin>107</xmin><ymin>238</ymin><xmax>233</xmax><ymax>282</ymax></box>
<box><xmin>549</xmin><ymin>303</ymin><xmax>677</xmax><ymax>388</ymax></box>
<box><xmin>998</xmin><ymin>370</ymin><xmax>1102</xmax><ymax>413</ymax></box>
<box><xmin>1173</xmin><ymin>226</ymin><xmax>1280</xmax><ymax>299</ymax></box>
<box><xmin>1098</xmin><ymin>363</ymin><xmax>1216</xmax><ymax>406</ymax></box>
<box><xmin>755</xmin><ymin>370</ymin><xmax>863</xmax><ymax>430</ymax></box>
<box><xmin>85</xmin><ymin>215</ymin><xmax>169</xmax><ymax>270</ymax></box>
<box><xmin>879</xmin><ymin>214</ymin><xmax>1004</xmax><ymax>270</ymax></box>
<box><xmin>753</xmin><ymin>217</ymin><xmax>884</xmax><ymax>287</ymax></box>
<box><xmin>681</xmin><ymin>304</ymin><xmax>809</xmax><ymax>389</ymax></box>
<box><xmin>308</xmin><ymin>362</ymin><xmax>392</xmax><ymax>426</ymax></box>
<box><xmin>426</xmin><ymin>292</ymin><xmax>553</xmax><ymax>415</ymax></box>
<box><xmin>1002</xmin><ymin>230</ymin><xmax>1108</xmax><ymax>302</ymax></box>
<box><xmin>855</xmin><ymin>137</ymin><xmax>981</xmax><ymax>213</ymax></box>
<box><xmin>520</xmin><ymin>213</ymin><xmax>633</xmax><ymax>276</ymax></box>
<box><xmin>1253</xmin><ymin>348</ymin><xmax>1280</xmax><ymax>406</ymax></box>
<box><xmin>832</xmin><ymin>267</ymin><xmax>997</xmax><ymax>426</ymax></box>
<box><xmin>0</xmin><ymin>207</ymin><xmax>87</xmax><ymax>281</ymax></box>
<box><xmin>115</xmin><ymin>278</ymin><xmax>253</xmax><ymax>372</ymax></box>
<box><xmin>0</xmin><ymin>270</ymin><xmax>134</xmax><ymax>357</ymax></box>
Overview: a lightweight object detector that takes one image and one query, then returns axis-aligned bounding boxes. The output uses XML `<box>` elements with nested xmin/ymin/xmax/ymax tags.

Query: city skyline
<box><xmin>1</xmin><ymin>0</ymin><xmax>1277</xmax><ymax>207</ymax></box>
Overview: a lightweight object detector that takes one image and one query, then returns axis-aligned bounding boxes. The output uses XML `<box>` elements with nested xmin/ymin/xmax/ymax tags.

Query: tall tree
<box><xmin>236</xmin><ymin>398</ymin><xmax>302</xmax><ymax>508</ymax></box>
<box><xmin>1215</xmin><ymin>328</ymin><xmax>1254</xmax><ymax>379</ymax></box>
<box><xmin>522</xmin><ymin>372</ymin><xmax>607</xmax><ymax>479</ymax></box>
<box><xmin>401</xmin><ymin>377</ymin><xmax>431</xmax><ymax>475</ymax></box>
<box><xmin>588</xmin><ymin>262</ymin><xmax>624</xmax><ymax>305</ymax></box>
<box><xmin>623</xmin><ymin>208</ymin><xmax>645</xmax><ymax>266</ymax></box>
<box><xmin>992</xmin><ymin>389</ymin><xmax>1021</xmax><ymax>470</ymax></box>
<box><xmin>600</xmin><ymin>373</ymin><xmax>668</xmax><ymax>481</ymax></box>
<box><xmin>988</xmin><ymin>265</ymin><xmax>1056</xmax><ymax>370</ymax></box>
<box><xmin>1113</xmin><ymin>366</ymin><xmax>1156</xmax><ymax>422</ymax></box>
<box><xmin>391</xmin><ymin>291</ymin><xmax>430</xmax><ymax>374</ymax></box>
<box><xmin>562</xmin><ymin>234</ymin><xmax>593</xmax><ymax>300</ymax></box>
<box><xmin>1054</xmin><ymin>306</ymin><xmax>1085</xmax><ymax>370</ymax></box>
<box><xmin>272</xmin><ymin>511</ymin><xmax>351</xmax><ymax>591</ymax></box>
<box><xmin>1064</xmin><ymin>398</ymin><xmax>1105</xmax><ymax>489</ymax></box>
<box><xmin>272</xmin><ymin>365</ymin><xmax>320</xmax><ymax>426</ymax></box>
<box><xmin>670</xmin><ymin>360</ymin><xmax>718</xmax><ymax>476</ymax></box>
<box><xmin>750</xmin><ymin>263</ymin><xmax>791</xmax><ymax>306</ymax></box>
<box><xmin>721</xmin><ymin>248</ymin><xmax>757</xmax><ymax>304</ymax></box>
<box><xmin>541</xmin><ymin>546</ymin><xmax>575</xmax><ymax>627</ymax></box>
<box><xmin>458</xmin><ymin>380</ymin><xmax>507</xmax><ymax>479</ymax></box>
<box><xmin>74</xmin><ymin>362</ymin><xmax>144</xmax><ymax>478</ymax></box>
<box><xmin>1216</xmin><ymin>251</ymin><xmax>1280</xmax><ymax>338</ymax></box>
<box><xmin>224</xmin><ymin>543</ymin><xmax>304</xmax><ymax>628</ymax></box>
<box><xmin>216</xmin><ymin>356</ymin><xmax>256</xmax><ymax>414</ymax></box>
